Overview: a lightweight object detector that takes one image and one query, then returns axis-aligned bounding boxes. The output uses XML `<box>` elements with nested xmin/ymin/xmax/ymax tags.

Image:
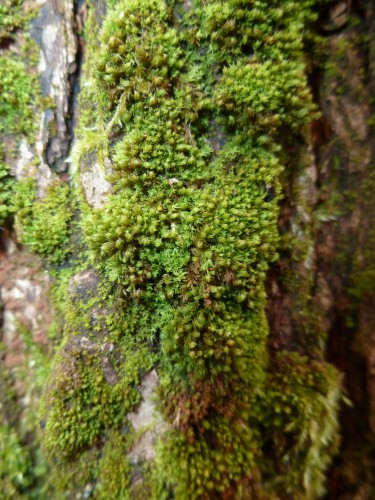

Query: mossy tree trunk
<box><xmin>0</xmin><ymin>0</ymin><xmax>374</xmax><ymax>498</ymax></box>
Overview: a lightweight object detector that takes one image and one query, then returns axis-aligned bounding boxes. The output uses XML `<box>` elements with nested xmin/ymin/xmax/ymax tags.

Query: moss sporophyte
<box><xmin>34</xmin><ymin>0</ymin><xmax>342</xmax><ymax>498</ymax></box>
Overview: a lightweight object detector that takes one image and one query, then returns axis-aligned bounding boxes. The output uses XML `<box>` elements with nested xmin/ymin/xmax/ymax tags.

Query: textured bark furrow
<box><xmin>30</xmin><ymin>0</ymin><xmax>80</xmax><ymax>172</ymax></box>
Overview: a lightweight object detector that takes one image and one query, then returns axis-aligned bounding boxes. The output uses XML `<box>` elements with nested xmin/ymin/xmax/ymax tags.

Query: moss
<box><xmin>0</xmin><ymin>349</ymin><xmax>32</xmax><ymax>498</ymax></box>
<box><xmin>0</xmin><ymin>0</ymin><xmax>25</xmax><ymax>42</ymax></box>
<box><xmin>44</xmin><ymin>448</ymin><xmax>98</xmax><ymax>497</ymax></box>
<box><xmin>0</xmin><ymin>50</ymin><xmax>41</xmax><ymax>229</ymax></box>
<box><xmin>350</xmin><ymin>167</ymin><xmax>375</xmax><ymax>299</ymax></box>
<box><xmin>0</xmin><ymin>55</ymin><xmax>39</xmax><ymax>137</ymax></box>
<box><xmin>40</xmin><ymin>260</ymin><xmax>157</xmax><ymax>494</ymax></box>
<box><xmin>154</xmin><ymin>417</ymin><xmax>258</xmax><ymax>499</ymax></box>
<box><xmin>0</xmin><ymin>3</ymin><xmax>76</xmax><ymax>497</ymax></box>
<box><xmin>0</xmin><ymin>328</ymin><xmax>52</xmax><ymax>499</ymax></box>
<box><xmin>94</xmin><ymin>430</ymin><xmax>131</xmax><ymax>499</ymax></box>
<box><xmin>0</xmin><ymin>145</ymin><xmax>13</xmax><ymax>226</ymax></box>
<box><xmin>342</xmin><ymin>167</ymin><xmax>375</xmax><ymax>330</ymax></box>
<box><xmin>0</xmin><ymin>424</ymin><xmax>32</xmax><ymax>498</ymax></box>
<box><xmin>0</xmin><ymin>2</ymin><xmax>42</xmax><ymax>232</ymax></box>
<box><xmin>14</xmin><ymin>179</ymin><xmax>74</xmax><ymax>262</ymax></box>
<box><xmin>38</xmin><ymin>0</ymin><xmax>342</xmax><ymax>497</ymax></box>
<box><xmin>41</xmin><ymin>430</ymin><xmax>131</xmax><ymax>498</ymax></box>
<box><xmin>43</xmin><ymin>348</ymin><xmax>135</xmax><ymax>457</ymax></box>
<box><xmin>254</xmin><ymin>353</ymin><xmax>341</xmax><ymax>499</ymax></box>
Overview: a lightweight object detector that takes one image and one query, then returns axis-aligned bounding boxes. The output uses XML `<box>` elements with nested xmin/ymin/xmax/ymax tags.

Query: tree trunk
<box><xmin>0</xmin><ymin>0</ymin><xmax>374</xmax><ymax>498</ymax></box>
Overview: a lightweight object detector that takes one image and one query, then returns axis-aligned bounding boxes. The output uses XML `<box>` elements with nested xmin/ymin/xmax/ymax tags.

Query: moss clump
<box><xmin>0</xmin><ymin>56</ymin><xmax>39</xmax><ymax>137</ymax></box>
<box><xmin>0</xmin><ymin>329</ymin><xmax>53</xmax><ymax>499</ymax></box>
<box><xmin>254</xmin><ymin>353</ymin><xmax>341</xmax><ymax>499</ymax></box>
<box><xmin>154</xmin><ymin>416</ymin><xmax>257</xmax><ymax>499</ymax></box>
<box><xmin>0</xmin><ymin>145</ymin><xmax>14</xmax><ymax>226</ymax></box>
<box><xmin>0</xmin><ymin>424</ymin><xmax>32</xmax><ymax>497</ymax></box>
<box><xmin>43</xmin><ymin>348</ymin><xmax>135</xmax><ymax>457</ymax></box>
<box><xmin>347</xmin><ymin>167</ymin><xmax>375</xmax><ymax>305</ymax></box>
<box><xmin>0</xmin><ymin>7</ymin><xmax>41</xmax><ymax>231</ymax></box>
<box><xmin>40</xmin><ymin>263</ymin><xmax>158</xmax><ymax>496</ymax></box>
<box><xmin>215</xmin><ymin>59</ymin><xmax>316</xmax><ymax>131</ymax></box>
<box><xmin>39</xmin><ymin>0</ymin><xmax>342</xmax><ymax>497</ymax></box>
<box><xmin>94</xmin><ymin>430</ymin><xmax>131</xmax><ymax>499</ymax></box>
<box><xmin>14</xmin><ymin>179</ymin><xmax>73</xmax><ymax>261</ymax></box>
<box><xmin>0</xmin><ymin>0</ymin><xmax>25</xmax><ymax>43</ymax></box>
<box><xmin>43</xmin><ymin>447</ymin><xmax>98</xmax><ymax>497</ymax></box>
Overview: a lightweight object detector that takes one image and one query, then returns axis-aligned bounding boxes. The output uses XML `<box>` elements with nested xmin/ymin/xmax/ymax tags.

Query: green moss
<box><xmin>0</xmin><ymin>424</ymin><xmax>32</xmax><ymax>498</ymax></box>
<box><xmin>0</xmin><ymin>329</ymin><xmax>52</xmax><ymax>499</ymax></box>
<box><xmin>39</xmin><ymin>0</ymin><xmax>342</xmax><ymax>497</ymax></box>
<box><xmin>0</xmin><ymin>56</ymin><xmax>39</xmax><ymax>137</ymax></box>
<box><xmin>41</xmin><ymin>429</ymin><xmax>131</xmax><ymax>498</ymax></box>
<box><xmin>343</xmin><ymin>167</ymin><xmax>375</xmax><ymax>326</ymax></box>
<box><xmin>154</xmin><ymin>417</ymin><xmax>258</xmax><ymax>499</ymax></box>
<box><xmin>44</xmin><ymin>448</ymin><xmax>98</xmax><ymax>497</ymax></box>
<box><xmin>14</xmin><ymin>179</ymin><xmax>73</xmax><ymax>261</ymax></box>
<box><xmin>43</xmin><ymin>349</ymin><xmax>135</xmax><ymax>457</ymax></box>
<box><xmin>0</xmin><ymin>145</ymin><xmax>13</xmax><ymax>225</ymax></box>
<box><xmin>94</xmin><ymin>430</ymin><xmax>131</xmax><ymax>499</ymax></box>
<box><xmin>40</xmin><ymin>263</ymin><xmax>157</xmax><ymax>492</ymax></box>
<box><xmin>0</xmin><ymin>9</ymin><xmax>41</xmax><ymax>228</ymax></box>
<box><xmin>0</xmin><ymin>0</ymin><xmax>25</xmax><ymax>42</ymax></box>
<box><xmin>254</xmin><ymin>353</ymin><xmax>341</xmax><ymax>499</ymax></box>
<box><xmin>215</xmin><ymin>59</ymin><xmax>316</xmax><ymax>131</ymax></box>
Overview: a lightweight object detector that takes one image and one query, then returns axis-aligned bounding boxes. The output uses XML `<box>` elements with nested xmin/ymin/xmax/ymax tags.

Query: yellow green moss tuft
<box><xmin>14</xmin><ymin>179</ymin><xmax>74</xmax><ymax>262</ymax></box>
<box><xmin>39</xmin><ymin>0</ymin><xmax>342</xmax><ymax>497</ymax></box>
